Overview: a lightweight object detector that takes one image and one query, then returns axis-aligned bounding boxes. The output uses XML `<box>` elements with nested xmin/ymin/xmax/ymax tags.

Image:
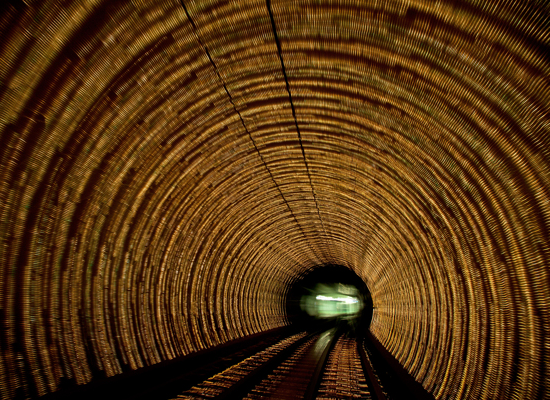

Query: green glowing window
<box><xmin>301</xmin><ymin>283</ymin><xmax>363</xmax><ymax>318</ymax></box>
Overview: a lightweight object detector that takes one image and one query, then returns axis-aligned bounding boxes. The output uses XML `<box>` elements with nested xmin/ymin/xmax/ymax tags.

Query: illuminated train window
<box><xmin>286</xmin><ymin>265</ymin><xmax>373</xmax><ymax>329</ymax></box>
<box><xmin>306</xmin><ymin>284</ymin><xmax>363</xmax><ymax>318</ymax></box>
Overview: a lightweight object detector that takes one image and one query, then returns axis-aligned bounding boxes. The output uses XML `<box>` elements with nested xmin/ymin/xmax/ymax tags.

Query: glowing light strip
<box><xmin>316</xmin><ymin>295</ymin><xmax>359</xmax><ymax>304</ymax></box>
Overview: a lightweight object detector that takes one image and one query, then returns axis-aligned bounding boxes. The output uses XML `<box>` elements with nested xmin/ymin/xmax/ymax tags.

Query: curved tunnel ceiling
<box><xmin>0</xmin><ymin>0</ymin><xmax>548</xmax><ymax>398</ymax></box>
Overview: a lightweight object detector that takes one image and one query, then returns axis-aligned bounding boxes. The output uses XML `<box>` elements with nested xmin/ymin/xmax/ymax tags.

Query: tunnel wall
<box><xmin>0</xmin><ymin>0</ymin><xmax>548</xmax><ymax>399</ymax></box>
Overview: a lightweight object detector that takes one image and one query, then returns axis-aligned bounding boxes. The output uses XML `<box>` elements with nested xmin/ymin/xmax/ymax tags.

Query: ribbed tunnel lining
<box><xmin>0</xmin><ymin>1</ymin><xmax>548</xmax><ymax>399</ymax></box>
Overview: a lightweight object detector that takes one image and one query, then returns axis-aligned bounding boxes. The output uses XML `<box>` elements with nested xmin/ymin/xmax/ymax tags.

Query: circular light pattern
<box><xmin>0</xmin><ymin>0</ymin><xmax>548</xmax><ymax>399</ymax></box>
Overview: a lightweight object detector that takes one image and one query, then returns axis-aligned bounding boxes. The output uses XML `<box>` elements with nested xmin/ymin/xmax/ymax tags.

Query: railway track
<box><xmin>175</xmin><ymin>326</ymin><xmax>389</xmax><ymax>400</ymax></box>
<box><xmin>41</xmin><ymin>323</ymin><xmax>433</xmax><ymax>400</ymax></box>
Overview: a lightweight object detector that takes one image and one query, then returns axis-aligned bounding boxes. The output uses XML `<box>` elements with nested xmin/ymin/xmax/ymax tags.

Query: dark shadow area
<box><xmin>285</xmin><ymin>265</ymin><xmax>373</xmax><ymax>334</ymax></box>
<box><xmin>361</xmin><ymin>332</ymin><xmax>436</xmax><ymax>400</ymax></box>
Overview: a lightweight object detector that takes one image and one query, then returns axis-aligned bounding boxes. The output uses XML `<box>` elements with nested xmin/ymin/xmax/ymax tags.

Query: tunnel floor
<box><xmin>40</xmin><ymin>322</ymin><xmax>433</xmax><ymax>400</ymax></box>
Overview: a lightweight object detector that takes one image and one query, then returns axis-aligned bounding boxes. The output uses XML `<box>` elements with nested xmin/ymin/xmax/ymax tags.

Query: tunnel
<box><xmin>0</xmin><ymin>0</ymin><xmax>548</xmax><ymax>399</ymax></box>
